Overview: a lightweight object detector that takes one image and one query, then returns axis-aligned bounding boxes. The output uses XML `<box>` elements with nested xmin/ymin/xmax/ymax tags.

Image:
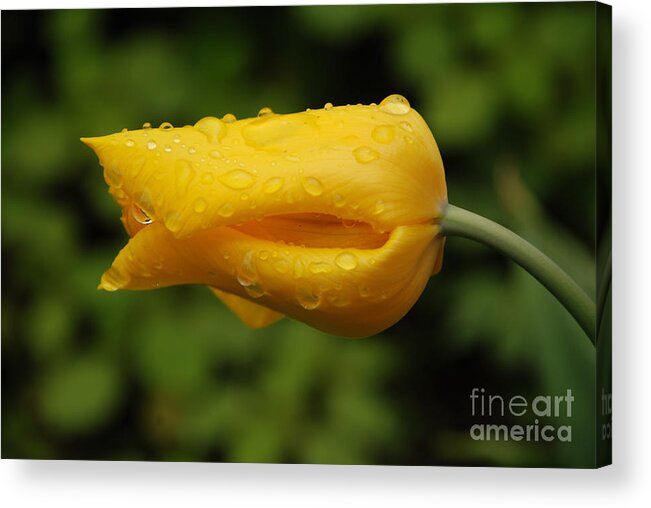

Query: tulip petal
<box><xmin>81</xmin><ymin>101</ymin><xmax>446</xmax><ymax>240</ymax></box>
<box><xmin>99</xmin><ymin>221</ymin><xmax>442</xmax><ymax>337</ymax></box>
<box><xmin>209</xmin><ymin>287</ymin><xmax>284</xmax><ymax>329</ymax></box>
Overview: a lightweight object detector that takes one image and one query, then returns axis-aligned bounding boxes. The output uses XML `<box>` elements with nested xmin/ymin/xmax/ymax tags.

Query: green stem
<box><xmin>440</xmin><ymin>204</ymin><xmax>596</xmax><ymax>345</ymax></box>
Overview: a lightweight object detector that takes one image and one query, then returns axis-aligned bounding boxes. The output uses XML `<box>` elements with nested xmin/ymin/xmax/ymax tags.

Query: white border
<box><xmin>2</xmin><ymin>0</ymin><xmax>650</xmax><ymax>506</ymax></box>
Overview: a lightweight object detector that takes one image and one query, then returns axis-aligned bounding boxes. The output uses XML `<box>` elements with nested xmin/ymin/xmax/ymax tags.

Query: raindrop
<box><xmin>324</xmin><ymin>102</ymin><xmax>333</xmax><ymax>110</ymax></box>
<box><xmin>293</xmin><ymin>259</ymin><xmax>305</xmax><ymax>279</ymax></box>
<box><xmin>147</xmin><ymin>140</ymin><xmax>157</xmax><ymax>150</ymax></box>
<box><xmin>132</xmin><ymin>205</ymin><xmax>153</xmax><ymax>224</ymax></box>
<box><xmin>258</xmin><ymin>250</ymin><xmax>270</xmax><ymax>260</ymax></box>
<box><xmin>209</xmin><ymin>149</ymin><xmax>222</xmax><ymax>159</ymax></box>
<box><xmin>257</xmin><ymin>106</ymin><xmax>273</xmax><ymax>117</ymax></box>
<box><xmin>173</xmin><ymin>135</ymin><xmax>181</xmax><ymax>144</ymax></box>
<box><xmin>219</xmin><ymin>169</ymin><xmax>256</xmax><ymax>190</ymax></box>
<box><xmin>218</xmin><ymin>202</ymin><xmax>235</xmax><ymax>217</ymax></box>
<box><xmin>163</xmin><ymin>145</ymin><xmax>172</xmax><ymax>153</ymax></box>
<box><xmin>333</xmin><ymin>193</ymin><xmax>345</xmax><ymax>208</ymax></box>
<box><xmin>193</xmin><ymin>198</ymin><xmax>207</xmax><ymax>213</ymax></box>
<box><xmin>174</xmin><ymin>159</ymin><xmax>195</xmax><ymax>197</ymax></box>
<box><xmin>399</xmin><ymin>121</ymin><xmax>413</xmax><ymax>132</ymax></box>
<box><xmin>263</xmin><ymin>176</ymin><xmax>284</xmax><ymax>194</ymax></box>
<box><xmin>335</xmin><ymin>252</ymin><xmax>358</xmax><ymax>270</ymax></box>
<box><xmin>404</xmin><ymin>136</ymin><xmax>414</xmax><ymax>144</ymax></box>
<box><xmin>237</xmin><ymin>251</ymin><xmax>258</xmax><ymax>287</ymax></box>
<box><xmin>222</xmin><ymin>113</ymin><xmax>237</xmax><ymax>123</ymax></box>
<box><xmin>296</xmin><ymin>282</ymin><xmax>321</xmax><ymax>310</ymax></box>
<box><xmin>164</xmin><ymin>211</ymin><xmax>182</xmax><ymax>233</ymax></box>
<box><xmin>273</xmin><ymin>259</ymin><xmax>290</xmax><ymax>274</ymax></box>
<box><xmin>371</xmin><ymin>124</ymin><xmax>395</xmax><ymax>144</ymax></box>
<box><xmin>201</xmin><ymin>172</ymin><xmax>215</xmax><ymax>184</ymax></box>
<box><xmin>159</xmin><ymin>121</ymin><xmax>173</xmax><ymax>130</ymax></box>
<box><xmin>285</xmin><ymin>154</ymin><xmax>301</xmax><ymax>163</ymax></box>
<box><xmin>353</xmin><ymin>146</ymin><xmax>379</xmax><ymax>164</ymax></box>
<box><xmin>194</xmin><ymin>116</ymin><xmax>226</xmax><ymax>143</ymax></box>
<box><xmin>188</xmin><ymin>147</ymin><xmax>197</xmax><ymax>154</ymax></box>
<box><xmin>245</xmin><ymin>283</ymin><xmax>265</xmax><ymax>299</ymax></box>
<box><xmin>358</xmin><ymin>286</ymin><xmax>370</xmax><ymax>298</ymax></box>
<box><xmin>309</xmin><ymin>262</ymin><xmax>332</xmax><ymax>274</ymax></box>
<box><xmin>301</xmin><ymin>176</ymin><xmax>324</xmax><ymax>196</ymax></box>
<box><xmin>142</xmin><ymin>122</ymin><xmax>152</xmax><ymax>129</ymax></box>
<box><xmin>327</xmin><ymin>292</ymin><xmax>351</xmax><ymax>308</ymax></box>
<box><xmin>125</xmin><ymin>139</ymin><xmax>135</xmax><ymax>148</ymax></box>
<box><xmin>121</xmin><ymin>127</ymin><xmax>128</xmax><ymax>133</ymax></box>
<box><xmin>379</xmin><ymin>94</ymin><xmax>411</xmax><ymax>115</ymax></box>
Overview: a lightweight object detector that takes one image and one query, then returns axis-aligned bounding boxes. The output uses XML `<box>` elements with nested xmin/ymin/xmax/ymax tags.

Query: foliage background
<box><xmin>2</xmin><ymin>3</ymin><xmax>602</xmax><ymax>466</ymax></box>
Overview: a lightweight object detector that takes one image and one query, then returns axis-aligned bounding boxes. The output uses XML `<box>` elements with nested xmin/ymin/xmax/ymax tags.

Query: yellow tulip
<box><xmin>81</xmin><ymin>95</ymin><xmax>447</xmax><ymax>337</ymax></box>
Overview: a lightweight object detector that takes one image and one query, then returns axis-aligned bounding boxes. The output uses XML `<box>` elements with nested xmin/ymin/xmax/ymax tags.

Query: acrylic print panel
<box><xmin>1</xmin><ymin>2</ymin><xmax>611</xmax><ymax>468</ymax></box>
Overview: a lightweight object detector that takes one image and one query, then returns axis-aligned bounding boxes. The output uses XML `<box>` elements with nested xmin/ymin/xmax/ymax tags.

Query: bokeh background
<box><xmin>2</xmin><ymin>3</ymin><xmax>604</xmax><ymax>466</ymax></box>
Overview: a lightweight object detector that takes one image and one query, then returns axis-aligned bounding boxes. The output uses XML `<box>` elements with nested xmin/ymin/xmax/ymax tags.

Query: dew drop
<box><xmin>222</xmin><ymin>113</ymin><xmax>237</xmax><ymax>123</ymax></box>
<box><xmin>404</xmin><ymin>136</ymin><xmax>414</xmax><ymax>144</ymax></box>
<box><xmin>359</xmin><ymin>286</ymin><xmax>370</xmax><ymax>298</ymax></box>
<box><xmin>193</xmin><ymin>198</ymin><xmax>207</xmax><ymax>213</ymax></box>
<box><xmin>209</xmin><ymin>149</ymin><xmax>222</xmax><ymax>159</ymax></box>
<box><xmin>353</xmin><ymin>146</ymin><xmax>379</xmax><ymax>164</ymax></box>
<box><xmin>142</xmin><ymin>122</ymin><xmax>152</xmax><ymax>129</ymax></box>
<box><xmin>173</xmin><ymin>135</ymin><xmax>181</xmax><ymax>144</ymax></box>
<box><xmin>285</xmin><ymin>154</ymin><xmax>301</xmax><ymax>163</ymax></box>
<box><xmin>327</xmin><ymin>291</ymin><xmax>351</xmax><ymax>308</ymax></box>
<box><xmin>309</xmin><ymin>262</ymin><xmax>332</xmax><ymax>274</ymax></box>
<box><xmin>159</xmin><ymin>121</ymin><xmax>173</xmax><ymax>130</ymax></box>
<box><xmin>257</xmin><ymin>106</ymin><xmax>274</xmax><ymax>117</ymax></box>
<box><xmin>301</xmin><ymin>176</ymin><xmax>324</xmax><ymax>196</ymax></box>
<box><xmin>188</xmin><ymin>146</ymin><xmax>197</xmax><ymax>154</ymax></box>
<box><xmin>125</xmin><ymin>139</ymin><xmax>135</xmax><ymax>147</ymax></box>
<box><xmin>240</xmin><ymin>193</ymin><xmax>249</xmax><ymax>201</ymax></box>
<box><xmin>245</xmin><ymin>283</ymin><xmax>265</xmax><ymax>299</ymax></box>
<box><xmin>163</xmin><ymin>144</ymin><xmax>172</xmax><ymax>153</ymax></box>
<box><xmin>121</xmin><ymin>127</ymin><xmax>128</xmax><ymax>133</ymax></box>
<box><xmin>164</xmin><ymin>211</ymin><xmax>182</xmax><ymax>233</ymax></box>
<box><xmin>174</xmin><ymin>159</ymin><xmax>195</xmax><ymax>197</ymax></box>
<box><xmin>258</xmin><ymin>250</ymin><xmax>270</xmax><ymax>261</ymax></box>
<box><xmin>263</xmin><ymin>176</ymin><xmax>284</xmax><ymax>194</ymax></box>
<box><xmin>379</xmin><ymin>94</ymin><xmax>411</xmax><ymax>115</ymax></box>
<box><xmin>218</xmin><ymin>202</ymin><xmax>235</xmax><ymax>217</ymax></box>
<box><xmin>399</xmin><ymin>121</ymin><xmax>413</xmax><ymax>132</ymax></box>
<box><xmin>371</xmin><ymin>124</ymin><xmax>395</xmax><ymax>144</ymax></box>
<box><xmin>147</xmin><ymin>140</ymin><xmax>157</xmax><ymax>150</ymax></box>
<box><xmin>293</xmin><ymin>259</ymin><xmax>305</xmax><ymax>279</ymax></box>
<box><xmin>194</xmin><ymin>116</ymin><xmax>226</xmax><ymax>144</ymax></box>
<box><xmin>335</xmin><ymin>252</ymin><xmax>358</xmax><ymax>270</ymax></box>
<box><xmin>237</xmin><ymin>251</ymin><xmax>258</xmax><ymax>287</ymax></box>
<box><xmin>132</xmin><ymin>205</ymin><xmax>153</xmax><ymax>224</ymax></box>
<box><xmin>273</xmin><ymin>259</ymin><xmax>290</xmax><ymax>274</ymax></box>
<box><xmin>104</xmin><ymin>163</ymin><xmax>123</xmax><ymax>188</ymax></box>
<box><xmin>219</xmin><ymin>169</ymin><xmax>256</xmax><ymax>190</ymax></box>
<box><xmin>333</xmin><ymin>193</ymin><xmax>346</xmax><ymax>208</ymax></box>
<box><xmin>296</xmin><ymin>282</ymin><xmax>321</xmax><ymax>310</ymax></box>
<box><xmin>324</xmin><ymin>102</ymin><xmax>333</xmax><ymax>111</ymax></box>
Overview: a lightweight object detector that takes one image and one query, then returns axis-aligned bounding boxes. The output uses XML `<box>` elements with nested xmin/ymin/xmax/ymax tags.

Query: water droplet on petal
<box><xmin>285</xmin><ymin>154</ymin><xmax>301</xmax><ymax>163</ymax></box>
<box><xmin>296</xmin><ymin>282</ymin><xmax>321</xmax><ymax>310</ymax></box>
<box><xmin>309</xmin><ymin>262</ymin><xmax>332</xmax><ymax>274</ymax></box>
<box><xmin>193</xmin><ymin>198</ymin><xmax>207</xmax><ymax>213</ymax></box>
<box><xmin>359</xmin><ymin>286</ymin><xmax>370</xmax><ymax>298</ymax></box>
<box><xmin>173</xmin><ymin>135</ymin><xmax>181</xmax><ymax>144</ymax></box>
<box><xmin>399</xmin><ymin>121</ymin><xmax>413</xmax><ymax>132</ymax></box>
<box><xmin>371</xmin><ymin>124</ymin><xmax>395</xmax><ymax>144</ymax></box>
<box><xmin>379</xmin><ymin>94</ymin><xmax>411</xmax><ymax>115</ymax></box>
<box><xmin>257</xmin><ymin>106</ymin><xmax>273</xmax><ymax>117</ymax></box>
<box><xmin>333</xmin><ymin>193</ymin><xmax>345</xmax><ymax>208</ymax></box>
<box><xmin>404</xmin><ymin>136</ymin><xmax>414</xmax><ymax>144</ymax></box>
<box><xmin>324</xmin><ymin>102</ymin><xmax>333</xmax><ymax>110</ymax></box>
<box><xmin>104</xmin><ymin>163</ymin><xmax>123</xmax><ymax>188</ymax></box>
<box><xmin>263</xmin><ymin>176</ymin><xmax>284</xmax><ymax>194</ymax></box>
<box><xmin>174</xmin><ymin>159</ymin><xmax>195</xmax><ymax>197</ymax></box>
<box><xmin>194</xmin><ymin>116</ymin><xmax>226</xmax><ymax>143</ymax></box>
<box><xmin>159</xmin><ymin>121</ymin><xmax>173</xmax><ymax>130</ymax></box>
<box><xmin>147</xmin><ymin>140</ymin><xmax>157</xmax><ymax>150</ymax></box>
<box><xmin>142</xmin><ymin>122</ymin><xmax>152</xmax><ymax>129</ymax></box>
<box><xmin>209</xmin><ymin>149</ymin><xmax>222</xmax><ymax>159</ymax></box>
<box><xmin>132</xmin><ymin>205</ymin><xmax>153</xmax><ymax>224</ymax></box>
<box><xmin>164</xmin><ymin>211</ymin><xmax>182</xmax><ymax>233</ymax></box>
<box><xmin>218</xmin><ymin>202</ymin><xmax>235</xmax><ymax>217</ymax></box>
<box><xmin>273</xmin><ymin>259</ymin><xmax>289</xmax><ymax>274</ymax></box>
<box><xmin>121</xmin><ymin>127</ymin><xmax>128</xmax><ymax>133</ymax></box>
<box><xmin>301</xmin><ymin>176</ymin><xmax>324</xmax><ymax>196</ymax></box>
<box><xmin>353</xmin><ymin>146</ymin><xmax>379</xmax><ymax>164</ymax></box>
<box><xmin>219</xmin><ymin>169</ymin><xmax>255</xmax><ymax>190</ymax></box>
<box><xmin>188</xmin><ymin>146</ymin><xmax>197</xmax><ymax>154</ymax></box>
<box><xmin>293</xmin><ymin>259</ymin><xmax>305</xmax><ymax>279</ymax></box>
<box><xmin>222</xmin><ymin>113</ymin><xmax>237</xmax><ymax>123</ymax></box>
<box><xmin>327</xmin><ymin>291</ymin><xmax>351</xmax><ymax>308</ymax></box>
<box><xmin>163</xmin><ymin>144</ymin><xmax>172</xmax><ymax>153</ymax></box>
<box><xmin>335</xmin><ymin>252</ymin><xmax>358</xmax><ymax>270</ymax></box>
<box><xmin>245</xmin><ymin>283</ymin><xmax>265</xmax><ymax>298</ymax></box>
<box><xmin>258</xmin><ymin>250</ymin><xmax>270</xmax><ymax>261</ymax></box>
<box><xmin>125</xmin><ymin>139</ymin><xmax>135</xmax><ymax>147</ymax></box>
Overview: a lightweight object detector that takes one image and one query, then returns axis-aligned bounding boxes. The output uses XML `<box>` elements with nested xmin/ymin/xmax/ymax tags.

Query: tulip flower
<box><xmin>82</xmin><ymin>95</ymin><xmax>448</xmax><ymax>337</ymax></box>
<box><xmin>83</xmin><ymin>95</ymin><xmax>598</xmax><ymax>344</ymax></box>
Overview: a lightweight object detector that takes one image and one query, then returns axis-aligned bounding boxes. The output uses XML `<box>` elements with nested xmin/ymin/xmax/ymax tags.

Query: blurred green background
<box><xmin>2</xmin><ymin>3</ymin><xmax>601</xmax><ymax>466</ymax></box>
